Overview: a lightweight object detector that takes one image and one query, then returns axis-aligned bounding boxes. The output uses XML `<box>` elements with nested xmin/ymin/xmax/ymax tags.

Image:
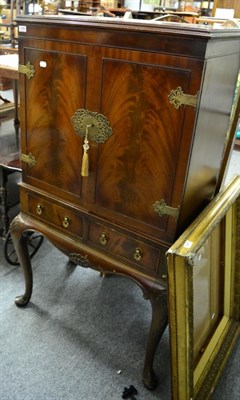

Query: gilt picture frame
<box><xmin>167</xmin><ymin>176</ymin><xmax>240</xmax><ymax>400</ymax></box>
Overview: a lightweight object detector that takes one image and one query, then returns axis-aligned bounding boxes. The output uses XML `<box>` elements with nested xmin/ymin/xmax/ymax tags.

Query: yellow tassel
<box><xmin>81</xmin><ymin>150</ymin><xmax>89</xmax><ymax>177</ymax></box>
<box><xmin>81</xmin><ymin>124</ymin><xmax>91</xmax><ymax>177</ymax></box>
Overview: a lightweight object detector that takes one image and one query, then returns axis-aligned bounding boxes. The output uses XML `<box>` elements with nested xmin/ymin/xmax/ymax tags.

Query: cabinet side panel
<box><xmin>179</xmin><ymin>53</ymin><xmax>240</xmax><ymax>234</ymax></box>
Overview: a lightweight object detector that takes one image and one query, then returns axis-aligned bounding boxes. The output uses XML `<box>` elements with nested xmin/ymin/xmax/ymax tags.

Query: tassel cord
<box><xmin>81</xmin><ymin>124</ymin><xmax>91</xmax><ymax>177</ymax></box>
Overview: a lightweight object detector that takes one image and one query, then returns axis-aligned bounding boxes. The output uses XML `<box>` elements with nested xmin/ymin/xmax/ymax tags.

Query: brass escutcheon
<box><xmin>62</xmin><ymin>216</ymin><xmax>71</xmax><ymax>228</ymax></box>
<box><xmin>134</xmin><ymin>247</ymin><xmax>143</xmax><ymax>262</ymax></box>
<box><xmin>36</xmin><ymin>204</ymin><xmax>43</xmax><ymax>215</ymax></box>
<box><xmin>71</xmin><ymin>109</ymin><xmax>112</xmax><ymax>144</ymax></box>
<box><xmin>100</xmin><ymin>232</ymin><xmax>108</xmax><ymax>245</ymax></box>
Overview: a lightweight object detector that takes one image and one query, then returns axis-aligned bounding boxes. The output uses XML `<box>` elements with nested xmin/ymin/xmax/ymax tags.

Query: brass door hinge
<box><xmin>20</xmin><ymin>152</ymin><xmax>36</xmax><ymax>167</ymax></box>
<box><xmin>168</xmin><ymin>87</ymin><xmax>199</xmax><ymax>109</ymax></box>
<box><xmin>153</xmin><ymin>200</ymin><xmax>179</xmax><ymax>218</ymax></box>
<box><xmin>19</xmin><ymin>61</ymin><xmax>35</xmax><ymax>79</ymax></box>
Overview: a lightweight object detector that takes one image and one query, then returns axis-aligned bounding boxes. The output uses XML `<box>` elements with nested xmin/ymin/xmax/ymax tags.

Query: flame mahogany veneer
<box><xmin>10</xmin><ymin>15</ymin><xmax>240</xmax><ymax>390</ymax></box>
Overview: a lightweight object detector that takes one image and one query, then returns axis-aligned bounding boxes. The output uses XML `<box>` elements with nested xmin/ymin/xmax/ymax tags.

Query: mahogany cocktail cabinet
<box><xmin>11</xmin><ymin>15</ymin><xmax>240</xmax><ymax>390</ymax></box>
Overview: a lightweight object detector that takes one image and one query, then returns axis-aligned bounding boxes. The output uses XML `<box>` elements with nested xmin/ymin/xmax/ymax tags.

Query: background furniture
<box><xmin>212</xmin><ymin>0</ymin><xmax>240</xmax><ymax>18</ymax></box>
<box><xmin>0</xmin><ymin>0</ymin><xmax>20</xmax><ymax>51</ymax></box>
<box><xmin>0</xmin><ymin>53</ymin><xmax>19</xmax><ymax>128</ymax></box>
<box><xmin>0</xmin><ymin>0</ymin><xmax>19</xmax><ymax>91</ymax></box>
<box><xmin>0</xmin><ymin>152</ymin><xmax>21</xmax><ymax>238</ymax></box>
<box><xmin>0</xmin><ymin>52</ymin><xmax>19</xmax><ymax>234</ymax></box>
<box><xmin>168</xmin><ymin>176</ymin><xmax>240</xmax><ymax>399</ymax></box>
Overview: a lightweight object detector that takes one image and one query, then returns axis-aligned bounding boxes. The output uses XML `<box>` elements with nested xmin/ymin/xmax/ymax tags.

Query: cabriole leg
<box><xmin>9</xmin><ymin>215</ymin><xmax>33</xmax><ymax>307</ymax></box>
<box><xmin>142</xmin><ymin>289</ymin><xmax>168</xmax><ymax>390</ymax></box>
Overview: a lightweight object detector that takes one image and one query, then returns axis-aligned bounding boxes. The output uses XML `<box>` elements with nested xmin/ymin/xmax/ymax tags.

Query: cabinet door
<box><xmin>21</xmin><ymin>48</ymin><xmax>87</xmax><ymax>202</ymax></box>
<box><xmin>92</xmin><ymin>50</ymin><xmax>203</xmax><ymax>242</ymax></box>
<box><xmin>20</xmin><ymin>43</ymin><xmax>202</xmax><ymax>243</ymax></box>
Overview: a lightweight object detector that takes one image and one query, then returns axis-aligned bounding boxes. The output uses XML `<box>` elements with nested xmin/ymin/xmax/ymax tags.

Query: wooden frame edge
<box><xmin>167</xmin><ymin>177</ymin><xmax>240</xmax><ymax>400</ymax></box>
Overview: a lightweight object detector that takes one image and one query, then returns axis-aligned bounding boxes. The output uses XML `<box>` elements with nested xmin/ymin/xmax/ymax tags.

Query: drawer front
<box><xmin>27</xmin><ymin>194</ymin><xmax>83</xmax><ymax>237</ymax></box>
<box><xmin>88</xmin><ymin>221</ymin><xmax>166</xmax><ymax>276</ymax></box>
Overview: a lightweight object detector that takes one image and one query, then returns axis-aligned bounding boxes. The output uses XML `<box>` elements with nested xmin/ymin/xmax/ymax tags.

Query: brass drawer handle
<box><xmin>62</xmin><ymin>216</ymin><xmax>71</xmax><ymax>228</ymax></box>
<box><xmin>134</xmin><ymin>247</ymin><xmax>143</xmax><ymax>262</ymax></box>
<box><xmin>36</xmin><ymin>203</ymin><xmax>43</xmax><ymax>215</ymax></box>
<box><xmin>100</xmin><ymin>232</ymin><xmax>108</xmax><ymax>245</ymax></box>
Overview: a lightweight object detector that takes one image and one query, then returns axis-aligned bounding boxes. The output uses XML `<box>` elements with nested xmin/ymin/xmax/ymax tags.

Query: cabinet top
<box><xmin>16</xmin><ymin>15</ymin><xmax>240</xmax><ymax>59</ymax></box>
<box><xmin>16</xmin><ymin>14</ymin><xmax>240</xmax><ymax>39</ymax></box>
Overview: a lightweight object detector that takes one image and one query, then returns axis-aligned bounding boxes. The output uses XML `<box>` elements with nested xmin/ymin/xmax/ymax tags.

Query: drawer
<box><xmin>27</xmin><ymin>194</ymin><xmax>83</xmax><ymax>237</ymax></box>
<box><xmin>88</xmin><ymin>221</ymin><xmax>166</xmax><ymax>276</ymax></box>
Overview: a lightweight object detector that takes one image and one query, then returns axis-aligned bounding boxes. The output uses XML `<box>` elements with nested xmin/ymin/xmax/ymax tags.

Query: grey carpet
<box><xmin>0</xmin><ymin>237</ymin><xmax>239</xmax><ymax>400</ymax></box>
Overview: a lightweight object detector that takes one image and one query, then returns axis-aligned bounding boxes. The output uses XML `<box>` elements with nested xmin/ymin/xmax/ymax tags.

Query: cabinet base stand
<box><xmin>10</xmin><ymin>212</ymin><xmax>168</xmax><ymax>390</ymax></box>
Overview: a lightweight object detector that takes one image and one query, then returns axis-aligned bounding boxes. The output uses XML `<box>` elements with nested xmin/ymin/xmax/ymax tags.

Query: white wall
<box><xmin>123</xmin><ymin>1</ymin><xmax>156</xmax><ymax>11</ymax></box>
<box><xmin>124</xmin><ymin>0</ymin><xmax>140</xmax><ymax>10</ymax></box>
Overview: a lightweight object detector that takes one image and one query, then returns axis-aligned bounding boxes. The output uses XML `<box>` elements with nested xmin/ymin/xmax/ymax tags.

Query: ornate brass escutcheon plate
<box><xmin>71</xmin><ymin>109</ymin><xmax>112</xmax><ymax>143</ymax></box>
